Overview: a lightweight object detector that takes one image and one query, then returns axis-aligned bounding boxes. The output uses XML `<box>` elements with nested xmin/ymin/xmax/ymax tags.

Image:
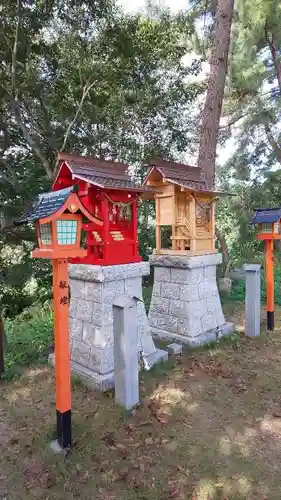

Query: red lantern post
<box><xmin>16</xmin><ymin>187</ymin><xmax>102</xmax><ymax>448</ymax></box>
<box><xmin>252</xmin><ymin>208</ymin><xmax>281</xmax><ymax>331</ymax></box>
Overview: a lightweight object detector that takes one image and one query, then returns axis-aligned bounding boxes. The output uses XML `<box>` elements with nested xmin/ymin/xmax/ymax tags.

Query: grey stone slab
<box><xmin>85</xmin><ymin>282</ymin><xmax>103</xmax><ymax>302</ymax></box>
<box><xmin>151</xmin><ymin>281</ymin><xmax>161</xmax><ymax>296</ymax></box>
<box><xmin>103</xmin><ymin>280</ymin><xmax>125</xmax><ymax>304</ymax></box>
<box><xmin>167</xmin><ymin>343</ymin><xmax>182</xmax><ymax>355</ymax></box>
<box><xmin>92</xmin><ymin>303</ymin><xmax>113</xmax><ymax>326</ymax></box>
<box><xmin>70</xmin><ymin>318</ymin><xmax>83</xmax><ymax>341</ymax></box>
<box><xmin>69</xmin><ymin>297</ymin><xmax>78</xmax><ymax>318</ymax></box>
<box><xmin>144</xmin><ymin>348</ymin><xmax>168</xmax><ymax>368</ymax></box>
<box><xmin>170</xmin><ymin>268</ymin><xmax>189</xmax><ymax>283</ymax></box>
<box><xmin>71</xmin><ymin>340</ymin><xmax>90</xmax><ymax>368</ymax></box>
<box><xmin>124</xmin><ymin>277</ymin><xmax>142</xmax><ymax>297</ymax></box>
<box><xmin>70</xmin><ymin>358</ymin><xmax>115</xmax><ymax>391</ymax></box>
<box><xmin>169</xmin><ymin>299</ymin><xmax>188</xmax><ymax>318</ymax></box>
<box><xmin>161</xmin><ymin>282</ymin><xmax>180</xmax><ymax>300</ymax></box>
<box><xmin>82</xmin><ymin>322</ymin><xmax>113</xmax><ymax>348</ymax></box>
<box><xmin>157</xmin><ymin>314</ymin><xmax>178</xmax><ymax>333</ymax></box>
<box><xmin>201</xmin><ymin>313</ymin><xmax>218</xmax><ymax>332</ymax></box>
<box><xmin>154</xmin><ymin>266</ymin><xmax>171</xmax><ymax>282</ymax></box>
<box><xmin>149</xmin><ymin>297</ymin><xmax>170</xmax><ymax>315</ymax></box>
<box><xmin>69</xmin><ymin>279</ymin><xmax>85</xmax><ymax>299</ymax></box>
<box><xmin>180</xmin><ymin>284</ymin><xmax>199</xmax><ymax>302</ymax></box>
<box><xmin>151</xmin><ymin>321</ymin><xmax>234</xmax><ymax>347</ymax></box>
<box><xmin>191</xmin><ymin>268</ymin><xmax>204</xmax><ymax>285</ymax></box>
<box><xmin>178</xmin><ymin>317</ymin><xmax>204</xmax><ymax>337</ymax></box>
<box><xmin>75</xmin><ymin>299</ymin><xmax>93</xmax><ymax>322</ymax></box>
<box><xmin>89</xmin><ymin>345</ymin><xmax>114</xmax><ymax>375</ymax></box>
<box><xmin>245</xmin><ymin>264</ymin><xmax>261</xmax><ymax>337</ymax></box>
<box><xmin>150</xmin><ymin>253</ymin><xmax>222</xmax><ymax>269</ymax></box>
<box><xmin>113</xmin><ymin>296</ymin><xmax>139</xmax><ymax>410</ymax></box>
<box><xmin>69</xmin><ymin>262</ymin><xmax>150</xmax><ymax>283</ymax></box>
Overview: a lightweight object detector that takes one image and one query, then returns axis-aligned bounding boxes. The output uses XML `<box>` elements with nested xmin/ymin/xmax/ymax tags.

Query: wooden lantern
<box><xmin>15</xmin><ymin>186</ymin><xmax>101</xmax><ymax>448</ymax></box>
<box><xmin>142</xmin><ymin>159</ymin><xmax>225</xmax><ymax>256</ymax></box>
<box><xmin>252</xmin><ymin>208</ymin><xmax>281</xmax><ymax>331</ymax></box>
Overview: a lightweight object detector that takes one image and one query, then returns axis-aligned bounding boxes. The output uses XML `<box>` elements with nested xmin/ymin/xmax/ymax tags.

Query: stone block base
<box><xmin>149</xmin><ymin>253</ymin><xmax>234</xmax><ymax>347</ymax></box>
<box><xmin>50</xmin><ymin>347</ymin><xmax>168</xmax><ymax>392</ymax></box>
<box><xmin>152</xmin><ymin>321</ymin><xmax>234</xmax><ymax>347</ymax></box>
<box><xmin>167</xmin><ymin>343</ymin><xmax>182</xmax><ymax>355</ymax></box>
<box><xmin>66</xmin><ymin>262</ymin><xmax>166</xmax><ymax>392</ymax></box>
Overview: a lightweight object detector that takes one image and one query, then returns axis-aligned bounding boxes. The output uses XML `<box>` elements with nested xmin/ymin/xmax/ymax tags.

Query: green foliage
<box><xmin>229</xmin><ymin>264</ymin><xmax>281</xmax><ymax>305</ymax></box>
<box><xmin>1</xmin><ymin>303</ymin><xmax>53</xmax><ymax>380</ymax></box>
<box><xmin>0</xmin><ymin>0</ymin><xmax>204</xmax><ymax>316</ymax></box>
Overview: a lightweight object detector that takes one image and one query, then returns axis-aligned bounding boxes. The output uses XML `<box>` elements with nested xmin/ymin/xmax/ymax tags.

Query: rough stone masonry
<box><xmin>149</xmin><ymin>253</ymin><xmax>233</xmax><ymax>347</ymax></box>
<box><xmin>66</xmin><ymin>261</ymin><xmax>167</xmax><ymax>391</ymax></box>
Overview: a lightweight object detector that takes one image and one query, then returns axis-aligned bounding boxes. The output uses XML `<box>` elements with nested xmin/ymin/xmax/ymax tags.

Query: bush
<box><xmin>229</xmin><ymin>265</ymin><xmax>281</xmax><ymax>305</ymax></box>
<box><xmin>1</xmin><ymin>303</ymin><xmax>53</xmax><ymax>380</ymax></box>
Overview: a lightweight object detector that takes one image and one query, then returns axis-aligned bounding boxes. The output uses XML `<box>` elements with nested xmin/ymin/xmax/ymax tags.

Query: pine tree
<box><xmin>197</xmin><ymin>0</ymin><xmax>235</xmax><ymax>188</ymax></box>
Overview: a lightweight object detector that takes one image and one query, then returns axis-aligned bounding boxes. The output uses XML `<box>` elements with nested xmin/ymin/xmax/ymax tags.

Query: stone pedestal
<box><xmin>66</xmin><ymin>262</ymin><xmax>167</xmax><ymax>391</ymax></box>
<box><xmin>149</xmin><ymin>253</ymin><xmax>233</xmax><ymax>347</ymax></box>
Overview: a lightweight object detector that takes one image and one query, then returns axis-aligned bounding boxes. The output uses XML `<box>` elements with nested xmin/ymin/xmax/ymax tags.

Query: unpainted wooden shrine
<box><xmin>143</xmin><ymin>159</ymin><xmax>224</xmax><ymax>256</ymax></box>
<box><xmin>53</xmin><ymin>153</ymin><xmax>153</xmax><ymax>266</ymax></box>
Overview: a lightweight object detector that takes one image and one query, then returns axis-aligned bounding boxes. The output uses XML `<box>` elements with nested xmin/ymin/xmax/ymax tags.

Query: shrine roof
<box><xmin>55</xmin><ymin>153</ymin><xmax>154</xmax><ymax>192</ymax></box>
<box><xmin>144</xmin><ymin>158</ymin><xmax>226</xmax><ymax>195</ymax></box>
<box><xmin>15</xmin><ymin>187</ymin><xmax>75</xmax><ymax>224</ymax></box>
<box><xmin>252</xmin><ymin>208</ymin><xmax>281</xmax><ymax>224</ymax></box>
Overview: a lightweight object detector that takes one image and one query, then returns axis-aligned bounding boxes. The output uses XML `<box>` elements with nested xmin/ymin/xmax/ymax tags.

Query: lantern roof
<box><xmin>252</xmin><ymin>208</ymin><xmax>281</xmax><ymax>224</ymax></box>
<box><xmin>15</xmin><ymin>186</ymin><xmax>102</xmax><ymax>226</ymax></box>
<box><xmin>143</xmin><ymin>158</ymin><xmax>228</xmax><ymax>196</ymax></box>
<box><xmin>15</xmin><ymin>187</ymin><xmax>75</xmax><ymax>224</ymax></box>
<box><xmin>54</xmin><ymin>153</ymin><xmax>155</xmax><ymax>193</ymax></box>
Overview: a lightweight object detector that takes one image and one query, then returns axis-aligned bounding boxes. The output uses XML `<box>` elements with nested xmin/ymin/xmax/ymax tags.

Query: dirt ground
<box><xmin>1</xmin><ymin>302</ymin><xmax>281</xmax><ymax>500</ymax></box>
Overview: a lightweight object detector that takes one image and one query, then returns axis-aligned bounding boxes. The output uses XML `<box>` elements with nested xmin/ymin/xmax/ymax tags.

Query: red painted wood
<box><xmin>55</xmin><ymin>172</ymin><xmax>142</xmax><ymax>265</ymax></box>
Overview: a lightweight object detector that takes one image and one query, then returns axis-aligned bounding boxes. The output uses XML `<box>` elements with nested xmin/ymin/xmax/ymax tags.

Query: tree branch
<box><xmin>265</xmin><ymin>21</ymin><xmax>281</xmax><ymax>96</ymax></box>
<box><xmin>59</xmin><ymin>80</ymin><xmax>97</xmax><ymax>153</ymax></box>
<box><xmin>52</xmin><ymin>79</ymin><xmax>97</xmax><ymax>172</ymax></box>
<box><xmin>264</xmin><ymin>122</ymin><xmax>281</xmax><ymax>164</ymax></box>
<box><xmin>11</xmin><ymin>0</ymin><xmax>53</xmax><ymax>179</ymax></box>
<box><xmin>219</xmin><ymin>111</ymin><xmax>251</xmax><ymax>129</ymax></box>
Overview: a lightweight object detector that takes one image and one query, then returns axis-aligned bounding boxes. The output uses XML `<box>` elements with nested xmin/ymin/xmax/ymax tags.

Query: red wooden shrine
<box><xmin>53</xmin><ymin>153</ymin><xmax>152</xmax><ymax>266</ymax></box>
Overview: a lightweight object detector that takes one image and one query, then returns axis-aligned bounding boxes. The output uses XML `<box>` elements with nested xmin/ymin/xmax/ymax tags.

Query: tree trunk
<box><xmin>197</xmin><ymin>0</ymin><xmax>235</xmax><ymax>188</ymax></box>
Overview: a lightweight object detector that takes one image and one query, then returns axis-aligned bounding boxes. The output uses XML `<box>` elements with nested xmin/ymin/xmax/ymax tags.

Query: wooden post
<box><xmin>265</xmin><ymin>239</ymin><xmax>274</xmax><ymax>331</ymax></box>
<box><xmin>211</xmin><ymin>198</ymin><xmax>216</xmax><ymax>251</ymax></box>
<box><xmin>189</xmin><ymin>196</ymin><xmax>196</xmax><ymax>253</ymax></box>
<box><xmin>132</xmin><ymin>198</ymin><xmax>138</xmax><ymax>259</ymax></box>
<box><xmin>52</xmin><ymin>258</ymin><xmax>72</xmax><ymax>448</ymax></box>
<box><xmin>155</xmin><ymin>196</ymin><xmax>161</xmax><ymax>253</ymax></box>
<box><xmin>102</xmin><ymin>196</ymin><xmax>109</xmax><ymax>262</ymax></box>
<box><xmin>172</xmin><ymin>194</ymin><xmax>176</xmax><ymax>250</ymax></box>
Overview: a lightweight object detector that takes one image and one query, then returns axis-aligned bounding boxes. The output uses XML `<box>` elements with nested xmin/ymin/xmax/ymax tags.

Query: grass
<box><xmin>2</xmin><ymin>303</ymin><xmax>53</xmax><ymax>380</ymax></box>
<box><xmin>2</xmin><ymin>302</ymin><xmax>281</xmax><ymax>498</ymax></box>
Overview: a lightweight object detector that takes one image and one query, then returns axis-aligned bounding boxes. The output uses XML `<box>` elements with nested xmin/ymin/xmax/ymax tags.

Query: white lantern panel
<box><xmin>40</xmin><ymin>223</ymin><xmax>52</xmax><ymax>245</ymax></box>
<box><xmin>57</xmin><ymin>220</ymin><xmax>78</xmax><ymax>245</ymax></box>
